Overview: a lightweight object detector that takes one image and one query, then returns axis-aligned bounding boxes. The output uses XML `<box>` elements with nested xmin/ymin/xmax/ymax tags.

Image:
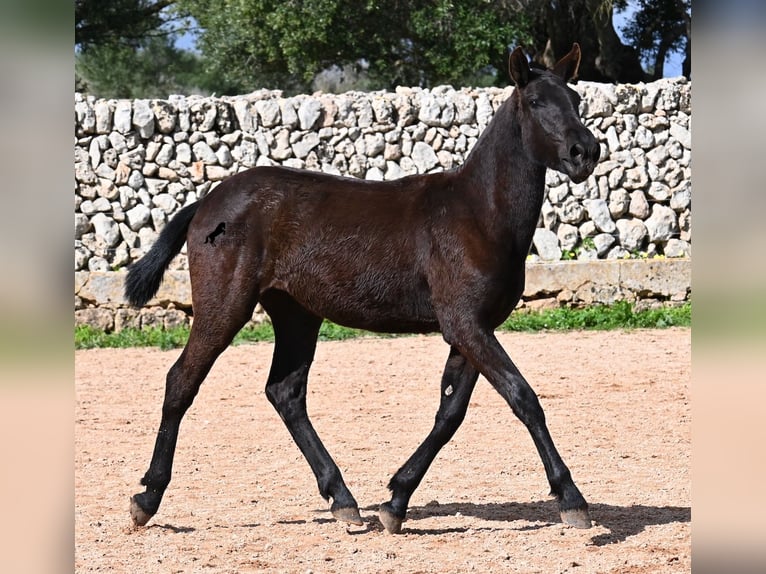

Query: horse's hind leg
<box><xmin>380</xmin><ymin>346</ymin><xmax>479</xmax><ymax>533</ymax></box>
<box><xmin>447</xmin><ymin>325</ymin><xmax>591</xmax><ymax>529</ymax></box>
<box><xmin>130</xmin><ymin>290</ymin><xmax>257</xmax><ymax>527</ymax></box>
<box><xmin>261</xmin><ymin>291</ymin><xmax>362</xmax><ymax>526</ymax></box>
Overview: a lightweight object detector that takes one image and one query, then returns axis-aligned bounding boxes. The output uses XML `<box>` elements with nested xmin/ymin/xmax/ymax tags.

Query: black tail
<box><xmin>124</xmin><ymin>202</ymin><xmax>201</xmax><ymax>307</ymax></box>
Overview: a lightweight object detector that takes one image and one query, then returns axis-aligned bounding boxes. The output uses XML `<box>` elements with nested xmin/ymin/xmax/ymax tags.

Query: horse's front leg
<box><xmin>263</xmin><ymin>294</ymin><xmax>362</xmax><ymax>526</ymax></box>
<box><xmin>445</xmin><ymin>323</ymin><xmax>591</xmax><ymax>529</ymax></box>
<box><xmin>379</xmin><ymin>346</ymin><xmax>479</xmax><ymax>533</ymax></box>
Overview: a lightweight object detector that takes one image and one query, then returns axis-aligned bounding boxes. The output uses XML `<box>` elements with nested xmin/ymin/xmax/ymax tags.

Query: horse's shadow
<box><xmin>360</xmin><ymin>500</ymin><xmax>690</xmax><ymax>544</ymax></box>
<box><xmin>145</xmin><ymin>500</ymin><xmax>690</xmax><ymax>545</ymax></box>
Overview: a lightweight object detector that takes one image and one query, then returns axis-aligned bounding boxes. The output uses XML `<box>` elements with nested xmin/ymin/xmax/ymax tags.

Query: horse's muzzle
<box><xmin>562</xmin><ymin>134</ymin><xmax>600</xmax><ymax>183</ymax></box>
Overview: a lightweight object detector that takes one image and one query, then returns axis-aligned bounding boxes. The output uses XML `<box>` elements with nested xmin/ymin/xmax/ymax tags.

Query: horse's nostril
<box><xmin>571</xmin><ymin>143</ymin><xmax>585</xmax><ymax>160</ymax></box>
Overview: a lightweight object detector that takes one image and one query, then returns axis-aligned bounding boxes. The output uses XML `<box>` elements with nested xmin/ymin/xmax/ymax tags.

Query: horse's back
<box><xmin>185</xmin><ymin>165</ymin><xmax>443</xmax><ymax>332</ymax></box>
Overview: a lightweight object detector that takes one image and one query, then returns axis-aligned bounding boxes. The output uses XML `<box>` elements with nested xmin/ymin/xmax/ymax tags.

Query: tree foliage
<box><xmin>524</xmin><ymin>0</ymin><xmax>646</xmax><ymax>83</ymax></box>
<box><xmin>76</xmin><ymin>35</ymin><xmax>206</xmax><ymax>99</ymax></box>
<box><xmin>178</xmin><ymin>0</ymin><xmax>531</xmax><ymax>94</ymax></box>
<box><xmin>75</xmin><ymin>0</ymin><xmax>177</xmax><ymax>48</ymax></box>
<box><xmin>75</xmin><ymin>0</ymin><xmax>214</xmax><ymax>98</ymax></box>
<box><xmin>74</xmin><ymin>0</ymin><xmax>692</xmax><ymax>98</ymax></box>
<box><xmin>620</xmin><ymin>0</ymin><xmax>690</xmax><ymax>79</ymax></box>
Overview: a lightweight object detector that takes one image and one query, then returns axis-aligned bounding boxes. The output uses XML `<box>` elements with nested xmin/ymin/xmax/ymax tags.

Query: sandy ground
<box><xmin>75</xmin><ymin>328</ymin><xmax>690</xmax><ymax>573</ymax></box>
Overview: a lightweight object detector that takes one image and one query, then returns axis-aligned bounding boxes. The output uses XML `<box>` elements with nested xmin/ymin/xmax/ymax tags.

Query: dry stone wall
<box><xmin>74</xmin><ymin>79</ymin><xmax>691</xmax><ymax>330</ymax></box>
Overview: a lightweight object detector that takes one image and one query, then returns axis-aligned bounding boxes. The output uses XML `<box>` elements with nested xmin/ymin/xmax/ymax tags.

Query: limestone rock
<box><xmin>584</xmin><ymin>199</ymin><xmax>616</xmax><ymax>233</ymax></box>
<box><xmin>411</xmin><ymin>142</ymin><xmax>438</xmax><ymax>173</ymax></box>
<box><xmin>616</xmin><ymin>218</ymin><xmax>648</xmax><ymax>252</ymax></box>
<box><xmin>645</xmin><ymin>204</ymin><xmax>679</xmax><ymax>243</ymax></box>
<box><xmin>533</xmin><ymin>228</ymin><xmax>562</xmax><ymax>261</ymax></box>
<box><xmin>91</xmin><ymin>213</ymin><xmax>120</xmax><ymax>247</ymax></box>
<box><xmin>125</xmin><ymin>204</ymin><xmax>151</xmax><ymax>231</ymax></box>
<box><xmin>132</xmin><ymin>99</ymin><xmax>155</xmax><ymax>138</ymax></box>
<box><xmin>298</xmin><ymin>98</ymin><xmax>322</xmax><ymax>130</ymax></box>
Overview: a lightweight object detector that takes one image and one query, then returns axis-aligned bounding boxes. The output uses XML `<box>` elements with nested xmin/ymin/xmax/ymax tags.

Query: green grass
<box><xmin>498</xmin><ymin>300</ymin><xmax>690</xmax><ymax>331</ymax></box>
<box><xmin>75</xmin><ymin>301</ymin><xmax>690</xmax><ymax>350</ymax></box>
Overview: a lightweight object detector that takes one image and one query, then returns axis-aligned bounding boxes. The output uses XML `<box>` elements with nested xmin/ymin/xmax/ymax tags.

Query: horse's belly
<box><xmin>323</xmin><ymin>304</ymin><xmax>440</xmax><ymax>335</ymax></box>
<box><xmin>288</xmin><ymin>269</ymin><xmax>439</xmax><ymax>334</ymax></box>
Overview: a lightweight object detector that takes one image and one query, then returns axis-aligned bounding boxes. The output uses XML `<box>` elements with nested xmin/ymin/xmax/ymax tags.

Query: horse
<box><xmin>124</xmin><ymin>43</ymin><xmax>600</xmax><ymax>534</ymax></box>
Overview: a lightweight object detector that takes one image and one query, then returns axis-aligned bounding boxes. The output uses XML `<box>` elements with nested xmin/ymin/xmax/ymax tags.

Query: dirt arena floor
<box><xmin>75</xmin><ymin>328</ymin><xmax>690</xmax><ymax>573</ymax></box>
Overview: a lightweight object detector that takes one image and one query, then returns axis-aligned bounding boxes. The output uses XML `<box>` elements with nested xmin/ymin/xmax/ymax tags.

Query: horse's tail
<box><xmin>124</xmin><ymin>202</ymin><xmax>200</xmax><ymax>307</ymax></box>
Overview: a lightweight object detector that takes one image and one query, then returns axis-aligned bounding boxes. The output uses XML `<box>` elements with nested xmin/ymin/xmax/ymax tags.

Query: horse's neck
<box><xmin>459</xmin><ymin>96</ymin><xmax>546</xmax><ymax>250</ymax></box>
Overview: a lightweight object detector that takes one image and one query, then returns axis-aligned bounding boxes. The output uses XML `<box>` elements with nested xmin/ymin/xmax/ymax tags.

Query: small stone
<box><xmin>533</xmin><ymin>228</ymin><xmax>562</xmax><ymax>261</ymax></box>
<box><xmin>548</xmin><ymin>183</ymin><xmax>569</xmax><ymax>204</ymax></box>
<box><xmin>127</xmin><ymin>170</ymin><xmax>144</xmax><ymax>190</ymax></box>
<box><xmin>155</xmin><ymin>142</ymin><xmax>175</xmax><ymax>166</ymax></box>
<box><xmin>92</xmin><ymin>197</ymin><xmax>112</xmax><ymax>212</ymax></box>
<box><xmin>271</xmin><ymin>129</ymin><xmax>293</xmax><ymax>160</ymax></box>
<box><xmin>669</xmin><ymin>121</ymin><xmax>691</xmax><ymax>149</ymax></box>
<box><xmin>645</xmin><ymin>204</ymin><xmax>679</xmax><ymax>242</ymax></box>
<box><xmin>594</xmin><ymin>232</ymin><xmax>616</xmax><ymax>257</ymax></box>
<box><xmin>634</xmin><ymin>125</ymin><xmax>654</xmax><ymax>149</ymax></box>
<box><xmin>584</xmin><ymin>199</ymin><xmax>616</xmax><ymax>233</ymax></box>
<box><xmin>176</xmin><ymin>142</ymin><xmax>192</xmax><ymax>164</ymax></box>
<box><xmin>125</xmin><ymin>204</ymin><xmax>151</xmax><ymax>231</ymax></box>
<box><xmin>557</xmin><ymin>197</ymin><xmax>585</xmax><ymax>225</ymax></box>
<box><xmin>255</xmin><ymin>99</ymin><xmax>281</xmax><ymax>127</ymax></box>
<box><xmin>279</xmin><ymin>98</ymin><xmax>299</xmax><ymax>128</ymax></box>
<box><xmin>670</xmin><ymin>182</ymin><xmax>691</xmax><ymax>211</ymax></box>
<box><xmin>616</xmin><ymin>218</ymin><xmax>648</xmax><ymax>252</ymax></box>
<box><xmin>292</xmin><ymin>133</ymin><xmax>321</xmax><ymax>159</ymax></box>
<box><xmin>475</xmin><ymin>93</ymin><xmax>493</xmax><ymax>126</ymax></box>
<box><xmin>364</xmin><ymin>133</ymin><xmax>385</xmax><ymax>156</ymax></box>
<box><xmin>91</xmin><ymin>213</ymin><xmax>121</xmax><ymax>247</ymax></box>
<box><xmin>365</xmin><ymin>166</ymin><xmax>384</xmax><ymax>181</ymax></box>
<box><xmin>75</xmin><ymin>308</ymin><xmax>113</xmax><ymax>331</ymax></box>
<box><xmin>628</xmin><ymin>190</ymin><xmax>650</xmax><ymax>219</ymax></box>
<box><xmin>623</xmin><ymin>165</ymin><xmax>649</xmax><ymax>190</ymax></box>
<box><xmin>192</xmin><ymin>141</ymin><xmax>218</xmax><ymax>164</ymax></box>
<box><xmin>557</xmin><ymin>223</ymin><xmax>579</xmax><ymax>251</ymax></box>
<box><xmin>153</xmin><ymin>193</ymin><xmax>179</xmax><ymax>214</ymax></box>
<box><xmin>411</xmin><ymin>142</ymin><xmax>438</xmax><ymax>173</ymax></box>
<box><xmin>205</xmin><ymin>165</ymin><xmax>229</xmax><ymax>181</ymax></box>
<box><xmin>298</xmin><ymin>98</ymin><xmax>322</xmax><ymax>130</ymax></box>
<box><xmin>75</xmin><ymin>213</ymin><xmax>91</xmax><ymax>238</ymax></box>
<box><xmin>647</xmin><ymin>181</ymin><xmax>671</xmax><ymax>202</ymax></box>
<box><xmin>113</xmin><ymin>100</ymin><xmax>132</xmax><ymax>134</ymax></box>
<box><xmin>132</xmin><ymin>99</ymin><xmax>155</xmax><ymax>138</ymax></box>
<box><xmin>215</xmin><ymin>145</ymin><xmax>233</xmax><ymax>167</ymax></box>
<box><xmin>151</xmin><ymin>100</ymin><xmax>177</xmax><ymax>133</ymax></box>
<box><xmin>608</xmin><ymin>188</ymin><xmax>630</xmax><ymax>218</ymax></box>
<box><xmin>664</xmin><ymin>238</ymin><xmax>690</xmax><ymax>258</ymax></box>
<box><xmin>94</xmin><ymin>100</ymin><xmax>112</xmax><ymax>134</ymax></box>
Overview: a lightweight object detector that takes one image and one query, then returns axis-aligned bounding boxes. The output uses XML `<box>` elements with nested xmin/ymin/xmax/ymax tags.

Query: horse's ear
<box><xmin>552</xmin><ymin>43</ymin><xmax>582</xmax><ymax>82</ymax></box>
<box><xmin>508</xmin><ymin>46</ymin><xmax>530</xmax><ymax>88</ymax></box>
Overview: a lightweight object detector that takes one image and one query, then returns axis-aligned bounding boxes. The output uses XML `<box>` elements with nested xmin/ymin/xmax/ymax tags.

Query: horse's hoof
<box><xmin>560</xmin><ymin>508</ymin><xmax>592</xmax><ymax>529</ymax></box>
<box><xmin>379</xmin><ymin>502</ymin><xmax>404</xmax><ymax>534</ymax></box>
<box><xmin>130</xmin><ymin>495</ymin><xmax>154</xmax><ymax>527</ymax></box>
<box><xmin>330</xmin><ymin>504</ymin><xmax>363</xmax><ymax>526</ymax></box>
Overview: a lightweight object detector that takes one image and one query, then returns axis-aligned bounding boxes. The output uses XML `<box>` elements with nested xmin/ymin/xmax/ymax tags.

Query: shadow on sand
<box><xmin>145</xmin><ymin>500</ymin><xmax>690</xmax><ymax>545</ymax></box>
<box><xmin>359</xmin><ymin>499</ymin><xmax>690</xmax><ymax>544</ymax></box>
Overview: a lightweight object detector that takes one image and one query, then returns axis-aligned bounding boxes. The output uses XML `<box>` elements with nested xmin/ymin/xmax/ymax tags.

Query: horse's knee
<box><xmin>265</xmin><ymin>365</ymin><xmax>309</xmax><ymax>420</ymax></box>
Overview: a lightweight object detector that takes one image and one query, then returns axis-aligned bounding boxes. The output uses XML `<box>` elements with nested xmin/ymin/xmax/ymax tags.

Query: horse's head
<box><xmin>509</xmin><ymin>43</ymin><xmax>600</xmax><ymax>183</ymax></box>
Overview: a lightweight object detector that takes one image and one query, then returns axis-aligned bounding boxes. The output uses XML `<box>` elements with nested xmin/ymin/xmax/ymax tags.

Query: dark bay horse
<box><xmin>125</xmin><ymin>44</ymin><xmax>600</xmax><ymax>533</ymax></box>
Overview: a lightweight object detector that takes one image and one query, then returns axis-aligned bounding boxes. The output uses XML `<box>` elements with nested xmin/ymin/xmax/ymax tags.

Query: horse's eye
<box><xmin>529</xmin><ymin>98</ymin><xmax>539</xmax><ymax>108</ymax></box>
